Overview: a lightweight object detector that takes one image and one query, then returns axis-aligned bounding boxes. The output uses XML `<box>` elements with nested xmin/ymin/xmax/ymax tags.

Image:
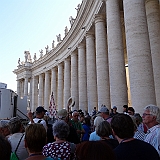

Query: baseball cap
<box><xmin>113</xmin><ymin>106</ymin><xmax>117</xmax><ymax>109</ymax></box>
<box><xmin>57</xmin><ymin>109</ymin><xmax>68</xmax><ymax>119</ymax></box>
<box><xmin>36</xmin><ymin>106</ymin><xmax>47</xmax><ymax>113</ymax></box>
<box><xmin>100</xmin><ymin>105</ymin><xmax>109</xmax><ymax>113</ymax></box>
<box><xmin>0</xmin><ymin>120</ymin><xmax>9</xmax><ymax>128</ymax></box>
<box><xmin>9</xmin><ymin>117</ymin><xmax>21</xmax><ymax>124</ymax></box>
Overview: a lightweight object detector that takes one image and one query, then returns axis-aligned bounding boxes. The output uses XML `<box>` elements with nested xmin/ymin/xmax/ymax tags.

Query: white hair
<box><xmin>94</xmin><ymin>116</ymin><xmax>104</xmax><ymax>132</ymax></box>
<box><xmin>144</xmin><ymin>104</ymin><xmax>160</xmax><ymax>123</ymax></box>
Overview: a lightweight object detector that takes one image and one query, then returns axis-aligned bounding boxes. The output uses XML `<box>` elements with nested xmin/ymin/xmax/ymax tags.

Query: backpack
<box><xmin>10</xmin><ymin>152</ymin><xmax>19</xmax><ymax>160</ymax></box>
<box><xmin>10</xmin><ymin>134</ymin><xmax>24</xmax><ymax>160</ymax></box>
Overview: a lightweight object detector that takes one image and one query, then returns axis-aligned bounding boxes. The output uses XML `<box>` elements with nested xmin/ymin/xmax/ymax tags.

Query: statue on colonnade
<box><xmin>69</xmin><ymin>16</ymin><xmax>75</xmax><ymax>26</ymax></box>
<box><xmin>45</xmin><ymin>45</ymin><xmax>49</xmax><ymax>54</ymax></box>
<box><xmin>39</xmin><ymin>49</ymin><xmax>43</xmax><ymax>58</ymax></box>
<box><xmin>56</xmin><ymin>34</ymin><xmax>61</xmax><ymax>43</ymax></box>
<box><xmin>33</xmin><ymin>53</ymin><xmax>37</xmax><ymax>61</ymax></box>
<box><xmin>64</xmin><ymin>26</ymin><xmax>68</xmax><ymax>36</ymax></box>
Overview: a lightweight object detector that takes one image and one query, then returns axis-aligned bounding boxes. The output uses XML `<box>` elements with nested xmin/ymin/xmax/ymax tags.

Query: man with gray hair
<box><xmin>142</xmin><ymin>104</ymin><xmax>160</xmax><ymax>156</ymax></box>
<box><xmin>57</xmin><ymin>109</ymin><xmax>80</xmax><ymax>144</ymax></box>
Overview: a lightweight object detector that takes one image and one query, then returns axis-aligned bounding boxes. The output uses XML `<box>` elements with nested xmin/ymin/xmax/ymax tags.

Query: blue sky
<box><xmin>0</xmin><ymin>0</ymin><xmax>82</xmax><ymax>92</ymax></box>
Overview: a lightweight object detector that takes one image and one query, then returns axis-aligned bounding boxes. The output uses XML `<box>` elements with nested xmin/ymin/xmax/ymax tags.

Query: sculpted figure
<box><xmin>69</xmin><ymin>16</ymin><xmax>75</xmax><ymax>26</ymax></box>
<box><xmin>75</xmin><ymin>4</ymin><xmax>81</xmax><ymax>13</ymax></box>
<box><xmin>33</xmin><ymin>53</ymin><xmax>37</xmax><ymax>61</ymax></box>
<box><xmin>18</xmin><ymin>58</ymin><xmax>21</xmax><ymax>65</ymax></box>
<box><xmin>64</xmin><ymin>26</ymin><xmax>68</xmax><ymax>36</ymax></box>
<box><xmin>39</xmin><ymin>49</ymin><xmax>43</xmax><ymax>58</ymax></box>
<box><xmin>24</xmin><ymin>51</ymin><xmax>28</xmax><ymax>62</ymax></box>
<box><xmin>56</xmin><ymin>34</ymin><xmax>61</xmax><ymax>43</ymax></box>
<box><xmin>45</xmin><ymin>45</ymin><xmax>49</xmax><ymax>54</ymax></box>
<box><xmin>28</xmin><ymin>52</ymin><xmax>32</xmax><ymax>62</ymax></box>
<box><xmin>52</xmin><ymin>40</ymin><xmax>55</xmax><ymax>48</ymax></box>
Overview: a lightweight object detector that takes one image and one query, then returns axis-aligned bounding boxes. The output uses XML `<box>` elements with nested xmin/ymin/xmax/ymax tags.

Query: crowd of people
<box><xmin>0</xmin><ymin>104</ymin><xmax>160</xmax><ymax>160</ymax></box>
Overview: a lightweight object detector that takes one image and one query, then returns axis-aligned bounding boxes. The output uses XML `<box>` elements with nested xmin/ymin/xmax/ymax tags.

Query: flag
<box><xmin>49</xmin><ymin>92</ymin><xmax>56</xmax><ymax>118</ymax></box>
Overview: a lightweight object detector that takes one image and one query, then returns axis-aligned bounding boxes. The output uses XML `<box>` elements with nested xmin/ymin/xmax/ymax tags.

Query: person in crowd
<box><xmin>82</xmin><ymin>117</ymin><xmax>91</xmax><ymax>141</ymax></box>
<box><xmin>99</xmin><ymin>105</ymin><xmax>112</xmax><ymax>123</ymax></box>
<box><xmin>134</xmin><ymin>113</ymin><xmax>148</xmax><ymax>133</ymax></box>
<box><xmin>128</xmin><ymin>107</ymin><xmax>135</xmax><ymax>116</ymax></box>
<box><xmin>79</xmin><ymin>112</ymin><xmax>84</xmax><ymax>124</ymax></box>
<box><xmin>69</xmin><ymin>111</ymin><xmax>73</xmax><ymax>120</ymax></box>
<box><xmin>27</xmin><ymin>106</ymin><xmax>48</xmax><ymax>132</ymax></box>
<box><xmin>8</xmin><ymin>117</ymin><xmax>28</xmax><ymax>160</ymax></box>
<box><xmin>89</xmin><ymin>116</ymin><xmax>104</xmax><ymax>141</ymax></box>
<box><xmin>0</xmin><ymin>135</ymin><xmax>11</xmax><ymax>160</ymax></box>
<box><xmin>142</xmin><ymin>104</ymin><xmax>160</xmax><ymax>156</ymax></box>
<box><xmin>71</xmin><ymin>111</ymin><xmax>85</xmax><ymax>141</ymax></box>
<box><xmin>133</xmin><ymin>113</ymin><xmax>148</xmax><ymax>141</ymax></box>
<box><xmin>97</xmin><ymin>121</ymin><xmax>118</xmax><ymax>149</ymax></box>
<box><xmin>57</xmin><ymin>109</ymin><xmax>80</xmax><ymax>144</ymax></box>
<box><xmin>25</xmin><ymin>123</ymin><xmax>53</xmax><ymax>160</ymax></box>
<box><xmin>111</xmin><ymin>114</ymin><xmax>159</xmax><ymax>160</ymax></box>
<box><xmin>76</xmin><ymin>141</ymin><xmax>115</xmax><ymax>160</ymax></box>
<box><xmin>110</xmin><ymin>106</ymin><xmax>119</xmax><ymax>117</ymax></box>
<box><xmin>85</xmin><ymin>112</ymin><xmax>91</xmax><ymax>119</ymax></box>
<box><xmin>0</xmin><ymin>120</ymin><xmax>10</xmax><ymax>138</ymax></box>
<box><xmin>91</xmin><ymin>107</ymin><xmax>97</xmax><ymax>116</ymax></box>
<box><xmin>123</xmin><ymin>105</ymin><xmax>128</xmax><ymax>114</ymax></box>
<box><xmin>42</xmin><ymin>121</ymin><xmax>76</xmax><ymax>160</ymax></box>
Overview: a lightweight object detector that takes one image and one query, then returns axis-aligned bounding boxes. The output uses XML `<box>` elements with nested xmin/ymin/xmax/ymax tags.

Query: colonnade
<box><xmin>14</xmin><ymin>0</ymin><xmax>160</xmax><ymax>115</ymax></box>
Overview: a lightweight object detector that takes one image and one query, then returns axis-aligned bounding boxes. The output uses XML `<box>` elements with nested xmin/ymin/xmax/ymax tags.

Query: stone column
<box><xmin>29</xmin><ymin>78</ymin><xmax>32</xmax><ymax>109</ymax></box>
<box><xmin>32</xmin><ymin>76</ymin><xmax>38</xmax><ymax>111</ymax></box>
<box><xmin>57</xmin><ymin>63</ymin><xmax>64</xmax><ymax>110</ymax></box>
<box><xmin>21</xmin><ymin>80</ymin><xmax>24</xmax><ymax>98</ymax></box>
<box><xmin>51</xmin><ymin>67</ymin><xmax>57</xmax><ymax>106</ymax></box>
<box><xmin>78</xmin><ymin>43</ymin><xmax>88</xmax><ymax>112</ymax></box>
<box><xmin>44</xmin><ymin>71</ymin><xmax>50</xmax><ymax>110</ymax></box>
<box><xmin>146</xmin><ymin>0</ymin><xmax>160</xmax><ymax>106</ymax></box>
<box><xmin>64</xmin><ymin>58</ymin><xmax>71</xmax><ymax>109</ymax></box>
<box><xmin>71</xmin><ymin>51</ymin><xmax>79</xmax><ymax>110</ymax></box>
<box><xmin>95</xmin><ymin>14</ymin><xmax>110</xmax><ymax>110</ymax></box>
<box><xmin>38</xmin><ymin>74</ymin><xmax>44</xmax><ymax>106</ymax></box>
<box><xmin>24</xmin><ymin>77</ymin><xmax>28</xmax><ymax>96</ymax></box>
<box><xmin>17</xmin><ymin>80</ymin><xmax>21</xmax><ymax>96</ymax></box>
<box><xmin>86</xmin><ymin>32</ymin><xmax>98</xmax><ymax>114</ymax></box>
<box><xmin>106</xmin><ymin>0</ymin><xmax>128</xmax><ymax>112</ymax></box>
<box><xmin>123</xmin><ymin>0</ymin><xmax>156</xmax><ymax>114</ymax></box>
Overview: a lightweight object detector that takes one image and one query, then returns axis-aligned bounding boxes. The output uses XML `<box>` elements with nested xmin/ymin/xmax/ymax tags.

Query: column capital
<box><xmin>78</xmin><ymin>42</ymin><xmax>85</xmax><ymax>49</ymax></box>
<box><xmin>64</xmin><ymin>56</ymin><xmax>71</xmax><ymax>63</ymax></box>
<box><xmin>45</xmin><ymin>70</ymin><xmax>50</xmax><ymax>74</ymax></box>
<box><xmin>85</xmin><ymin>31</ymin><xmax>95</xmax><ymax>39</ymax></box>
<box><xmin>58</xmin><ymin>62</ymin><xmax>64</xmax><ymax>67</ymax></box>
<box><xmin>51</xmin><ymin>66</ymin><xmax>57</xmax><ymax>72</ymax></box>
<box><xmin>94</xmin><ymin>14</ymin><xmax>105</xmax><ymax>24</ymax></box>
<box><xmin>145</xmin><ymin>0</ymin><xmax>156</xmax><ymax>3</ymax></box>
<box><xmin>39</xmin><ymin>73</ymin><xmax>44</xmax><ymax>78</ymax></box>
<box><xmin>71</xmin><ymin>50</ymin><xmax>78</xmax><ymax>57</ymax></box>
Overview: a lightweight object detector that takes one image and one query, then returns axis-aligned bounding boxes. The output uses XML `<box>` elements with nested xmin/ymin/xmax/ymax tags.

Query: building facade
<box><xmin>13</xmin><ymin>0</ymin><xmax>160</xmax><ymax>115</ymax></box>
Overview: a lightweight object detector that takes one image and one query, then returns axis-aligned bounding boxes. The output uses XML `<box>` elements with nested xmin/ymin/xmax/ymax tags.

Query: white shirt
<box><xmin>144</xmin><ymin>124</ymin><xmax>160</xmax><ymax>156</ymax></box>
<box><xmin>28</xmin><ymin>118</ymin><xmax>47</xmax><ymax>132</ymax></box>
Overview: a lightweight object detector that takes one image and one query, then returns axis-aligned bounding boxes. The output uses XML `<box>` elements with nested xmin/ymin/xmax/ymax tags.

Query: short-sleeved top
<box><xmin>144</xmin><ymin>124</ymin><xmax>160</xmax><ymax>156</ymax></box>
<box><xmin>114</xmin><ymin>139</ymin><xmax>159</xmax><ymax>160</ymax></box>
<box><xmin>8</xmin><ymin>133</ymin><xmax>29</xmax><ymax>160</ymax></box>
<box><xmin>70</xmin><ymin>120</ymin><xmax>83</xmax><ymax>138</ymax></box>
<box><xmin>42</xmin><ymin>141</ymin><xmax>75</xmax><ymax>160</ymax></box>
<box><xmin>89</xmin><ymin>131</ymin><xmax>101</xmax><ymax>141</ymax></box>
<box><xmin>28</xmin><ymin>118</ymin><xmax>47</xmax><ymax>132</ymax></box>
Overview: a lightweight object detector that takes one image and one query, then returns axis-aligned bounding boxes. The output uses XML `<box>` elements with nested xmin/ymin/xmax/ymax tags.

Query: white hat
<box><xmin>0</xmin><ymin>120</ymin><xmax>9</xmax><ymax>128</ymax></box>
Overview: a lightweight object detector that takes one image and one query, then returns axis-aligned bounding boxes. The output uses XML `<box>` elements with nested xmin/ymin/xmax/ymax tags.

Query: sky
<box><xmin>0</xmin><ymin>0</ymin><xmax>82</xmax><ymax>92</ymax></box>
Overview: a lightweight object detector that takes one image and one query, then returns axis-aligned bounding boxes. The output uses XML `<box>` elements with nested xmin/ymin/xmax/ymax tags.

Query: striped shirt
<box><xmin>144</xmin><ymin>124</ymin><xmax>160</xmax><ymax>156</ymax></box>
